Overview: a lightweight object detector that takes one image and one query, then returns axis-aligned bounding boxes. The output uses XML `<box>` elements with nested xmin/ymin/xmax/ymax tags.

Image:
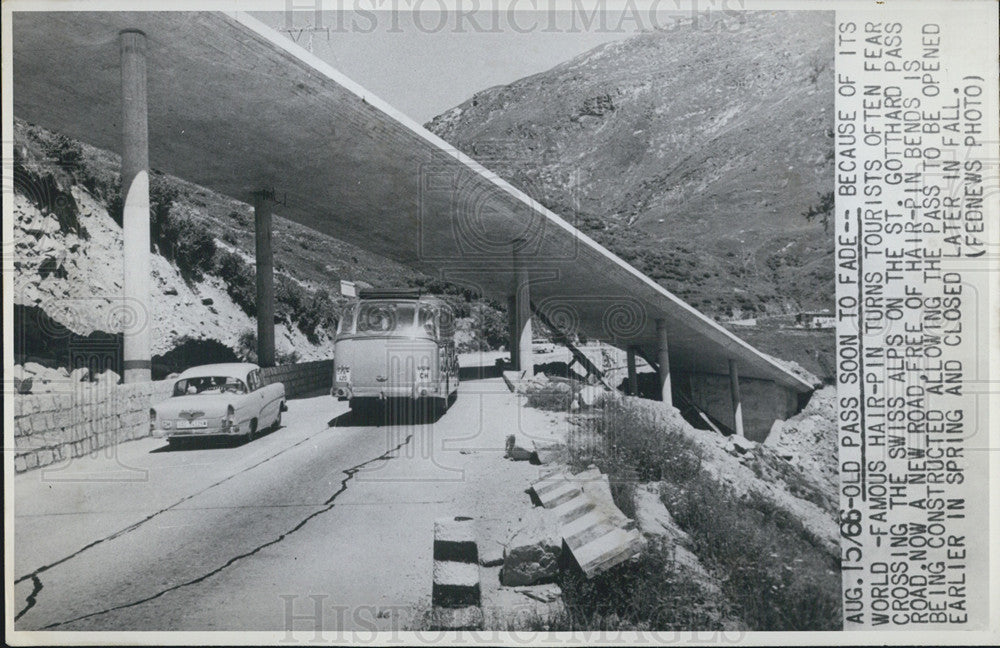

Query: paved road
<box><xmin>13</xmin><ymin>379</ymin><xmax>562</xmax><ymax>632</ymax></box>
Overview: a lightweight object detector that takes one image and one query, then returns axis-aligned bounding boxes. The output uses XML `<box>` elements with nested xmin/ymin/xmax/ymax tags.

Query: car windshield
<box><xmin>352</xmin><ymin>302</ymin><xmax>418</xmax><ymax>335</ymax></box>
<box><xmin>173</xmin><ymin>376</ymin><xmax>247</xmax><ymax>396</ymax></box>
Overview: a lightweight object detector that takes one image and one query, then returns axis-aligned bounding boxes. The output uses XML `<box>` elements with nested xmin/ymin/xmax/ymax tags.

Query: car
<box><xmin>150</xmin><ymin>363</ymin><xmax>286</xmax><ymax>446</ymax></box>
<box><xmin>533</xmin><ymin>341</ymin><xmax>556</xmax><ymax>354</ymax></box>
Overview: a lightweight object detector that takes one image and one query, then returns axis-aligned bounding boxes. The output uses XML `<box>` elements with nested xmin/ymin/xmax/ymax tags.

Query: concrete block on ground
<box><xmin>538</xmin><ymin>466</ymin><xmax>644</xmax><ymax>579</ymax></box>
<box><xmin>432</xmin><ymin>516</ymin><xmax>481</xmax><ymax>618</ymax></box>
<box><xmin>432</xmin><ymin>561</ymin><xmax>481</xmax><ymax>607</ymax></box>
<box><xmin>504</xmin><ymin>434</ymin><xmax>537</xmax><ymax>462</ymax></box>
<box><xmin>478</xmin><ymin>543</ymin><xmax>504</xmax><ymax>568</ymax></box>
<box><xmin>529</xmin><ymin>471</ymin><xmax>583</xmax><ymax>509</ymax></box>
<box><xmin>551</xmin><ymin>492</ymin><xmax>595</xmax><ymax>525</ymax></box>
<box><xmin>501</xmin><ymin>507</ymin><xmax>561</xmax><ymax>586</ymax></box>
<box><xmin>433</xmin><ymin>516</ymin><xmax>478</xmax><ymax>563</ymax></box>
<box><xmin>569</xmin><ymin>527</ymin><xmax>643</xmax><ymax>578</ymax></box>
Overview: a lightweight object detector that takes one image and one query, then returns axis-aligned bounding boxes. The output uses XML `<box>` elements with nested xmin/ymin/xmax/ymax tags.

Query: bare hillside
<box><xmin>427</xmin><ymin>11</ymin><xmax>835</xmax><ymax>318</ymax></box>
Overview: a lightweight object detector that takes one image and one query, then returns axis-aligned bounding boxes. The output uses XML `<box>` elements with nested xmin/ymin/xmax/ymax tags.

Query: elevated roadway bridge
<box><xmin>9</xmin><ymin>10</ymin><xmax>815</xmax><ymax>439</ymax></box>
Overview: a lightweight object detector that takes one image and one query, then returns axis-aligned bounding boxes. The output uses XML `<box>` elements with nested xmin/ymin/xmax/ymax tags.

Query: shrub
<box><xmin>555</xmin><ymin>538</ymin><xmax>727</xmax><ymax>630</ymax></box>
<box><xmin>524</xmin><ymin>382</ymin><xmax>576</xmax><ymax>411</ymax></box>
<box><xmin>564</xmin><ymin>395</ymin><xmax>841</xmax><ymax>631</ymax></box>
<box><xmin>660</xmin><ymin>478</ymin><xmax>840</xmax><ymax>630</ymax></box>
<box><xmin>214</xmin><ymin>250</ymin><xmax>256</xmax><ymax>316</ymax></box>
<box><xmin>236</xmin><ymin>329</ymin><xmax>257</xmax><ymax>363</ymax></box>
<box><xmin>158</xmin><ymin>213</ymin><xmax>216</xmax><ymax>281</ymax></box>
<box><xmin>41</xmin><ymin>134</ymin><xmax>83</xmax><ymax>172</ymax></box>
<box><xmin>275</xmin><ymin>277</ymin><xmax>336</xmax><ymax>343</ymax></box>
<box><xmin>590</xmin><ymin>397</ymin><xmax>703</xmax><ymax>483</ymax></box>
<box><xmin>294</xmin><ymin>290</ymin><xmax>336</xmax><ymax>344</ymax></box>
<box><xmin>471</xmin><ymin>301</ymin><xmax>507</xmax><ymax>350</ymax></box>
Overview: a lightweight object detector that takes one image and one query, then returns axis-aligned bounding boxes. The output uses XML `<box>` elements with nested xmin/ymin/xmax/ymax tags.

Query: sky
<box><xmin>251</xmin><ymin>10</ymin><xmax>655</xmax><ymax>123</ymax></box>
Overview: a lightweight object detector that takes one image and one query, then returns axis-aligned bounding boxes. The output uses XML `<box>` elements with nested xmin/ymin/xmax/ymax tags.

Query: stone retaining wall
<box><xmin>260</xmin><ymin>360</ymin><xmax>332</xmax><ymax>398</ymax></box>
<box><xmin>13</xmin><ymin>360</ymin><xmax>334</xmax><ymax>473</ymax></box>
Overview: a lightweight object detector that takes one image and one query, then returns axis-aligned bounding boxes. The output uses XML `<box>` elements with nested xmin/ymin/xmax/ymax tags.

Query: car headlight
<box><xmin>162</xmin><ymin>420</ymin><xmax>173</xmax><ymax>429</ymax></box>
<box><xmin>336</xmin><ymin>366</ymin><xmax>351</xmax><ymax>382</ymax></box>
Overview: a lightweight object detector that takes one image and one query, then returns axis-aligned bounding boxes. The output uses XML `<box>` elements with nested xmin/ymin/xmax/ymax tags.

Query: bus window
<box><xmin>337</xmin><ymin>303</ymin><xmax>357</xmax><ymax>335</ymax></box>
<box><xmin>418</xmin><ymin>305</ymin><xmax>438</xmax><ymax>339</ymax></box>
<box><xmin>438</xmin><ymin>305</ymin><xmax>455</xmax><ymax>339</ymax></box>
<box><xmin>356</xmin><ymin>302</ymin><xmax>417</xmax><ymax>334</ymax></box>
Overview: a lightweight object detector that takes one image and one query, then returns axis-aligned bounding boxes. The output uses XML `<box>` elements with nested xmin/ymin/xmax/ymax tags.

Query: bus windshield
<box><xmin>353</xmin><ymin>302</ymin><xmax>418</xmax><ymax>335</ymax></box>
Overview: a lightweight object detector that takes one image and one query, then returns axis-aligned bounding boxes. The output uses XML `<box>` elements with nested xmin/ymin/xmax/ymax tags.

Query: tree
<box><xmin>802</xmin><ymin>191</ymin><xmax>834</xmax><ymax>232</ymax></box>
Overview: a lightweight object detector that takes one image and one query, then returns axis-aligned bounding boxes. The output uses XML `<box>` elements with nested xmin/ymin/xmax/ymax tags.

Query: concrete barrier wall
<box><xmin>13</xmin><ymin>360</ymin><xmax>334</xmax><ymax>473</ymax></box>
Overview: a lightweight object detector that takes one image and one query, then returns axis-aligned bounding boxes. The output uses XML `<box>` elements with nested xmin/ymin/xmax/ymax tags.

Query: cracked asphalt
<box><xmin>13</xmin><ymin>378</ymin><xmax>566</xmax><ymax>631</ymax></box>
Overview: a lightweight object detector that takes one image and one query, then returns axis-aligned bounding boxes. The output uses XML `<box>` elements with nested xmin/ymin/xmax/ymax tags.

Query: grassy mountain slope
<box><xmin>427</xmin><ymin>11</ymin><xmax>835</xmax><ymax>318</ymax></box>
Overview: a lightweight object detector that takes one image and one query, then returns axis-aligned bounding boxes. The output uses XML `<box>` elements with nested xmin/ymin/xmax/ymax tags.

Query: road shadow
<box><xmin>328</xmin><ymin>399</ymin><xmax>446</xmax><ymax>428</ymax></box>
<box><xmin>149</xmin><ymin>423</ymin><xmax>284</xmax><ymax>453</ymax></box>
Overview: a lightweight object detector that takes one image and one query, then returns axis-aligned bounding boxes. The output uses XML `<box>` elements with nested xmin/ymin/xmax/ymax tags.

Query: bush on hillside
<box><xmin>524</xmin><ymin>381</ymin><xmax>577</xmax><ymax>411</ymax></box>
<box><xmin>563</xmin><ymin>395</ymin><xmax>841</xmax><ymax>631</ymax></box>
<box><xmin>215</xmin><ymin>250</ymin><xmax>257</xmax><ymax>316</ymax></box>
<box><xmin>41</xmin><ymin>134</ymin><xmax>84</xmax><ymax>172</ymax></box>
<box><xmin>555</xmin><ymin>538</ymin><xmax>728</xmax><ymax>630</ymax></box>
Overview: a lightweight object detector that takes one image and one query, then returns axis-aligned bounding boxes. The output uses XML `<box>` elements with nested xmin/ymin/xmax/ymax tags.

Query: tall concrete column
<box><xmin>656</xmin><ymin>319</ymin><xmax>672</xmax><ymax>405</ymax></box>
<box><xmin>254</xmin><ymin>191</ymin><xmax>275</xmax><ymax>368</ymax></box>
<box><xmin>728</xmin><ymin>359</ymin><xmax>745</xmax><ymax>437</ymax></box>
<box><xmin>120</xmin><ymin>30</ymin><xmax>151</xmax><ymax>383</ymax></box>
<box><xmin>509</xmin><ymin>245</ymin><xmax>533</xmax><ymax>376</ymax></box>
<box><xmin>516</xmin><ymin>266</ymin><xmax>533</xmax><ymax>376</ymax></box>
<box><xmin>626</xmin><ymin>346</ymin><xmax>638</xmax><ymax>396</ymax></box>
<box><xmin>506</xmin><ymin>295</ymin><xmax>519</xmax><ymax>370</ymax></box>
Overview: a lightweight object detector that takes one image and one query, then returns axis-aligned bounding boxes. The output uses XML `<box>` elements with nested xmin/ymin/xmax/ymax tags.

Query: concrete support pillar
<box><xmin>626</xmin><ymin>347</ymin><xmax>638</xmax><ymax>396</ymax></box>
<box><xmin>728</xmin><ymin>359</ymin><xmax>745</xmax><ymax>437</ymax></box>
<box><xmin>254</xmin><ymin>191</ymin><xmax>276</xmax><ymax>368</ymax></box>
<box><xmin>516</xmin><ymin>265</ymin><xmax>533</xmax><ymax>376</ymax></box>
<box><xmin>506</xmin><ymin>295</ymin><xmax>519</xmax><ymax>370</ymax></box>
<box><xmin>656</xmin><ymin>319</ymin><xmax>672</xmax><ymax>406</ymax></box>
<box><xmin>508</xmin><ymin>246</ymin><xmax>533</xmax><ymax>376</ymax></box>
<box><xmin>120</xmin><ymin>30</ymin><xmax>151</xmax><ymax>383</ymax></box>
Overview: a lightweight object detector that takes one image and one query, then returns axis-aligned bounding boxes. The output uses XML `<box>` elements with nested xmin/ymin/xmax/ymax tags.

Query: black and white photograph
<box><xmin>3</xmin><ymin>0</ymin><xmax>998</xmax><ymax>643</ymax></box>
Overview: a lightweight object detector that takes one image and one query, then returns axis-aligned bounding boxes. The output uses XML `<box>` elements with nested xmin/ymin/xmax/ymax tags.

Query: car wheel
<box><xmin>273</xmin><ymin>407</ymin><xmax>283</xmax><ymax>430</ymax></box>
<box><xmin>246</xmin><ymin>419</ymin><xmax>258</xmax><ymax>444</ymax></box>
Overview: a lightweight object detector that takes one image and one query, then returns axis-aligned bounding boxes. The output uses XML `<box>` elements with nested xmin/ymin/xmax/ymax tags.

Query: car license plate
<box><xmin>176</xmin><ymin>420</ymin><xmax>209</xmax><ymax>429</ymax></box>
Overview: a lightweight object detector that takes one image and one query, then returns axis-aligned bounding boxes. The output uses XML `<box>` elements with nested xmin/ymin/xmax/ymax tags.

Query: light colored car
<box><xmin>533</xmin><ymin>340</ymin><xmax>556</xmax><ymax>354</ymax></box>
<box><xmin>151</xmin><ymin>363</ymin><xmax>286</xmax><ymax>446</ymax></box>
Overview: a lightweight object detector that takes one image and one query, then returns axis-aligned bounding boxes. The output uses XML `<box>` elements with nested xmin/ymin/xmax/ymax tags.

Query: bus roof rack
<box><xmin>358</xmin><ymin>288</ymin><xmax>423</xmax><ymax>300</ymax></box>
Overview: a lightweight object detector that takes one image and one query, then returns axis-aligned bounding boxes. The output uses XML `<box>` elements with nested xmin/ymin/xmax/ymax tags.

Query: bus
<box><xmin>331</xmin><ymin>289</ymin><xmax>459</xmax><ymax>415</ymax></box>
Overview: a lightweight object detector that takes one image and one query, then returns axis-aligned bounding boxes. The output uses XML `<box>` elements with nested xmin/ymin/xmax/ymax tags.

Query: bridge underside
<box><xmin>10</xmin><ymin>10</ymin><xmax>814</xmax><ymax>409</ymax></box>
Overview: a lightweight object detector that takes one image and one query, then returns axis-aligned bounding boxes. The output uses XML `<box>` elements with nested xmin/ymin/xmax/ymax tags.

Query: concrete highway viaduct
<box><xmin>10</xmin><ymin>10</ymin><xmax>815</xmax><ymax>441</ymax></box>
